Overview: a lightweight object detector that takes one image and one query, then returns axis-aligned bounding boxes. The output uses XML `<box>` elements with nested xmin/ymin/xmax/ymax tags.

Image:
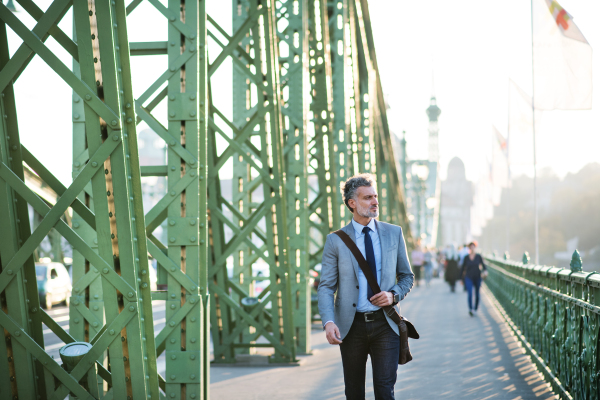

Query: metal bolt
<box><xmin>141</xmin><ymin>283</ymin><xmax>148</xmax><ymax>289</ymax></box>
<box><xmin>169</xmin><ymin>237</ymin><xmax>176</xmax><ymax>243</ymax></box>
<box><xmin>169</xmin><ymin>111</ymin><xmax>175</xmax><ymax>117</ymax></box>
<box><xmin>191</xmin><ymin>317</ymin><xmax>196</xmax><ymax>322</ymax></box>
<box><xmin>111</xmin><ymin>120</ymin><xmax>118</xmax><ymax>126</ymax></box>
<box><xmin>14</xmin><ymin>331</ymin><xmax>20</xmax><ymax>337</ymax></box>
<box><xmin>109</xmin><ymin>329</ymin><xmax>115</xmax><ymax>335</ymax></box>
<box><xmin>170</xmin><ymin>191</ymin><xmax>176</xmax><ymax>196</ymax></box>
<box><xmin>169</xmin><ymin>219</ymin><xmax>176</xmax><ymax>226</ymax></box>
<box><xmin>189</xmin><ymin>111</ymin><xmax>196</xmax><ymax>117</ymax></box>
<box><xmin>92</xmin><ymin>322</ymin><xmax>98</xmax><ymax>328</ymax></box>
<box><xmin>170</xmin><ymin>304</ymin><xmax>176</xmax><ymax>310</ymax></box>
<box><xmin>7</xmin><ymin>270</ymin><xmax>12</xmax><ymax>275</ymax></box>
<box><xmin>169</xmin><ymin>321</ymin><xmax>175</xmax><ymax>327</ymax></box>
<box><xmin>93</xmin><ymin>306</ymin><xmax>99</xmax><ymax>311</ymax></box>
<box><xmin>200</xmin><ymin>240</ymin><xmax>205</xmax><ymax>244</ymax></box>
<box><xmin>103</xmin><ymin>268</ymin><xmax>109</xmax><ymax>274</ymax></box>
<box><xmin>171</xmin><ymin>354</ymin><xmax>176</xmax><ymax>360</ymax></box>
<box><xmin>190</xmin><ymin>338</ymin><xmax>196</xmax><ymax>343</ymax></box>
<box><xmin>73</xmin><ymin>300</ymin><xmax>79</xmax><ymax>306</ymax></box>
<box><xmin>91</xmin><ymin>161</ymin><xmax>98</xmax><ymax>167</ymax></box>
<box><xmin>190</xmin><ymin>374</ymin><xmax>196</xmax><ymax>379</ymax></box>
<box><xmin>74</xmin><ymin>287</ymin><xmax>80</xmax><ymax>293</ymax></box>
<box><xmin>169</xmin><ymin>140</ymin><xmax>176</xmax><ymax>146</ymax></box>
<box><xmin>74</xmin><ymin>318</ymin><xmax>80</xmax><ymax>324</ymax></box>
<box><xmin>191</xmin><ymin>286</ymin><xmax>197</xmax><ymax>291</ymax></box>
<box><xmin>190</xmin><ymin>298</ymin><xmax>196</xmax><ymax>304</ymax></box>
<box><xmin>127</xmin><ymin>118</ymin><xmax>132</xmax><ymax>123</ymax></box>
<box><xmin>85</xmin><ymin>94</ymin><xmax>92</xmax><ymax>101</ymax></box>
<box><xmin>113</xmin><ymin>134</ymin><xmax>119</xmax><ymax>141</ymax></box>
<box><xmin>129</xmin><ymin>305</ymin><xmax>135</xmax><ymax>312</ymax></box>
<box><xmin>190</xmin><ymin>219</ymin><xmax>196</xmax><ymax>225</ymax></box>
<box><xmin>190</xmin><ymin>236</ymin><xmax>196</xmax><ymax>242</ymax></box>
<box><xmin>190</xmin><ymin>354</ymin><xmax>196</xmax><ymax>360</ymax></box>
<box><xmin>74</xmin><ymin>114</ymin><xmax>80</xmax><ymax>120</ymax></box>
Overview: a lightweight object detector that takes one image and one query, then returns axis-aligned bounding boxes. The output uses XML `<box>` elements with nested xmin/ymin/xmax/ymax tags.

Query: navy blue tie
<box><xmin>362</xmin><ymin>226</ymin><xmax>378</xmax><ymax>301</ymax></box>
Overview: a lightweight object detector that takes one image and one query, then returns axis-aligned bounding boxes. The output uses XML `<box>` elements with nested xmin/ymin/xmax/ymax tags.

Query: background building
<box><xmin>440</xmin><ymin>157</ymin><xmax>473</xmax><ymax>246</ymax></box>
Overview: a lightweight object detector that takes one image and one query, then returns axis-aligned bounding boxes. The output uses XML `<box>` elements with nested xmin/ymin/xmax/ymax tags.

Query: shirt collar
<box><xmin>351</xmin><ymin>218</ymin><xmax>377</xmax><ymax>235</ymax></box>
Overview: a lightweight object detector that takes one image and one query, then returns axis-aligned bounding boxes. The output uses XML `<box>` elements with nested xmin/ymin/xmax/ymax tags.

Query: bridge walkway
<box><xmin>210</xmin><ymin>278</ymin><xmax>559</xmax><ymax>400</ymax></box>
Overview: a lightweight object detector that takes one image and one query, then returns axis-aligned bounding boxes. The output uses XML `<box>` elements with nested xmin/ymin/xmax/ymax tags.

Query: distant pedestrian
<box><xmin>444</xmin><ymin>245</ymin><xmax>460</xmax><ymax>292</ymax></box>
<box><xmin>411</xmin><ymin>244</ymin><xmax>424</xmax><ymax>288</ymax></box>
<box><xmin>458</xmin><ymin>244</ymin><xmax>469</xmax><ymax>291</ymax></box>
<box><xmin>423</xmin><ymin>247</ymin><xmax>434</xmax><ymax>287</ymax></box>
<box><xmin>460</xmin><ymin>241</ymin><xmax>487</xmax><ymax>316</ymax></box>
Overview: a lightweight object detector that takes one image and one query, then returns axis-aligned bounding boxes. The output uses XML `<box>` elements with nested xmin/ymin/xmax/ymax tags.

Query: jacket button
<box><xmin>353</xmin><ymin>303</ymin><xmax>356</xmax><ymax>307</ymax></box>
<box><xmin>356</xmin><ymin>285</ymin><xmax>359</xmax><ymax>289</ymax></box>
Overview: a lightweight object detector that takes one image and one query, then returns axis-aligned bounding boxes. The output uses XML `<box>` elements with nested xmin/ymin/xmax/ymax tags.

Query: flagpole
<box><xmin>506</xmin><ymin>81</ymin><xmax>511</xmax><ymax>255</ymax></box>
<box><xmin>530</xmin><ymin>0</ymin><xmax>539</xmax><ymax>265</ymax></box>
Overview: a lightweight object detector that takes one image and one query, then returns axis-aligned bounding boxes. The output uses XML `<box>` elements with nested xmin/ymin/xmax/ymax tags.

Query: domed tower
<box><xmin>426</xmin><ymin>96</ymin><xmax>441</xmax><ymax>163</ymax></box>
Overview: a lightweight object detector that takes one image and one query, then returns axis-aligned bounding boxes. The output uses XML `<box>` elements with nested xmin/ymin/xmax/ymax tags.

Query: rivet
<box><xmin>190</xmin><ymin>219</ymin><xmax>196</xmax><ymax>225</ymax></box>
<box><xmin>190</xmin><ymin>94</ymin><xmax>196</xmax><ymax>100</ymax></box>
<box><xmin>170</xmin><ymin>16</ymin><xmax>175</xmax><ymax>21</ymax></box>
<box><xmin>170</xmin><ymin>393</ymin><xmax>176</xmax><ymax>399</ymax></box>
<box><xmin>127</xmin><ymin>118</ymin><xmax>132</xmax><ymax>123</ymax></box>
<box><xmin>73</xmin><ymin>300</ymin><xmax>80</xmax><ymax>306</ymax></box>
<box><xmin>73</xmin><ymin>114</ymin><xmax>80</xmax><ymax>120</ymax></box>
<box><xmin>73</xmin><ymin>222</ymin><xmax>80</xmax><ymax>228</ymax></box>
<box><xmin>169</xmin><ymin>66</ymin><xmax>176</xmax><ymax>72</ymax></box>
<box><xmin>190</xmin><ymin>354</ymin><xmax>196</xmax><ymax>360</ymax></box>
<box><xmin>189</xmin><ymin>111</ymin><xmax>196</xmax><ymax>117</ymax></box>
<box><xmin>200</xmin><ymin>223</ymin><xmax>205</xmax><ymax>228</ymax></box>
<box><xmin>171</xmin><ymin>355</ymin><xmax>177</xmax><ymax>360</ymax></box>
<box><xmin>111</xmin><ymin>120</ymin><xmax>118</xmax><ymax>126</ymax></box>
<box><xmin>190</xmin><ymin>374</ymin><xmax>196</xmax><ymax>379</ymax></box>
<box><xmin>169</xmin><ymin>219</ymin><xmax>176</xmax><ymax>226</ymax></box>
<box><xmin>191</xmin><ymin>317</ymin><xmax>196</xmax><ymax>322</ymax></box>
<box><xmin>109</xmin><ymin>329</ymin><xmax>115</xmax><ymax>335</ymax></box>
<box><xmin>169</xmin><ymin>321</ymin><xmax>175</xmax><ymax>327</ymax></box>
<box><xmin>74</xmin><ymin>287</ymin><xmax>80</xmax><ymax>293</ymax></box>
<box><xmin>170</xmin><ymin>304</ymin><xmax>176</xmax><ymax>309</ymax></box>
<box><xmin>125</xmin><ymin>103</ymin><xmax>131</xmax><ymax>108</ymax></box>
<box><xmin>170</xmin><ymin>191</ymin><xmax>176</xmax><ymax>196</ymax></box>
<box><xmin>191</xmin><ymin>286</ymin><xmax>197</xmax><ymax>291</ymax></box>
<box><xmin>142</xmin><ymin>283</ymin><xmax>148</xmax><ymax>289</ymax></box>
<box><xmin>74</xmin><ymin>161</ymin><xmax>80</xmax><ymax>167</ymax></box>
<box><xmin>190</xmin><ymin>298</ymin><xmax>196</xmax><ymax>304</ymax></box>
<box><xmin>113</xmin><ymin>134</ymin><xmax>119</xmax><ymax>141</ymax></box>
<box><xmin>169</xmin><ymin>140</ymin><xmax>176</xmax><ymax>146</ymax></box>
<box><xmin>91</xmin><ymin>161</ymin><xmax>98</xmax><ymax>167</ymax></box>
<box><xmin>103</xmin><ymin>268</ymin><xmax>109</xmax><ymax>274</ymax></box>
<box><xmin>14</xmin><ymin>331</ymin><xmax>20</xmax><ymax>337</ymax></box>
<box><xmin>85</xmin><ymin>94</ymin><xmax>92</xmax><ymax>101</ymax></box>
<box><xmin>129</xmin><ymin>305</ymin><xmax>135</xmax><ymax>312</ymax></box>
<box><xmin>169</xmin><ymin>237</ymin><xmax>176</xmax><ymax>243</ymax></box>
<box><xmin>7</xmin><ymin>270</ymin><xmax>13</xmax><ymax>275</ymax></box>
<box><xmin>169</xmin><ymin>111</ymin><xmax>175</xmax><ymax>117</ymax></box>
<box><xmin>141</xmin><ymin>270</ymin><xmax>147</xmax><ymax>275</ymax></box>
<box><xmin>92</xmin><ymin>322</ymin><xmax>99</xmax><ymax>328</ymax></box>
<box><xmin>190</xmin><ymin>236</ymin><xmax>196</xmax><ymax>242</ymax></box>
<box><xmin>200</xmin><ymin>240</ymin><xmax>205</xmax><ymax>244</ymax></box>
<box><xmin>191</xmin><ymin>338</ymin><xmax>196</xmax><ymax>343</ymax></box>
<box><xmin>74</xmin><ymin>318</ymin><xmax>80</xmax><ymax>324</ymax></box>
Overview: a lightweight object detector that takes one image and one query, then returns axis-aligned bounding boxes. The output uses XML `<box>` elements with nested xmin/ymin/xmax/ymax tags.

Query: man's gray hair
<box><xmin>342</xmin><ymin>174</ymin><xmax>376</xmax><ymax>212</ymax></box>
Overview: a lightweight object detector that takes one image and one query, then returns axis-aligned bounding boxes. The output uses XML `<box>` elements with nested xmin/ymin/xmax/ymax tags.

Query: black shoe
<box><xmin>469</xmin><ymin>310</ymin><xmax>473</xmax><ymax>317</ymax></box>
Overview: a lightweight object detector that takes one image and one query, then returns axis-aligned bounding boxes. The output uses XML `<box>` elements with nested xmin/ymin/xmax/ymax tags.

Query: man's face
<box><xmin>349</xmin><ymin>185</ymin><xmax>379</xmax><ymax>218</ymax></box>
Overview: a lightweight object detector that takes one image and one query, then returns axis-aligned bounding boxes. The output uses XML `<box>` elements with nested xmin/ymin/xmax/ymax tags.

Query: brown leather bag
<box><xmin>334</xmin><ymin>230</ymin><xmax>419</xmax><ymax>365</ymax></box>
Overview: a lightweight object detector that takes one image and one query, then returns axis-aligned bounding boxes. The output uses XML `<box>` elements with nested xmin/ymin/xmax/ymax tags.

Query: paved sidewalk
<box><xmin>210</xmin><ymin>278</ymin><xmax>557</xmax><ymax>399</ymax></box>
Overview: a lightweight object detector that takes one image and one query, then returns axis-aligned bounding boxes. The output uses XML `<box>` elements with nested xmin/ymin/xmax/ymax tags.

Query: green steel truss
<box><xmin>307</xmin><ymin>0</ymin><xmax>340</xmax><ymax>266</ymax></box>
<box><xmin>206</xmin><ymin>0</ymin><xmax>296</xmax><ymax>364</ymax></box>
<box><xmin>275</xmin><ymin>0</ymin><xmax>311</xmax><ymax>354</ymax></box>
<box><xmin>124</xmin><ymin>0</ymin><xmax>209</xmax><ymax>398</ymax></box>
<box><xmin>1</xmin><ymin>0</ymin><xmax>159</xmax><ymax>399</ymax></box>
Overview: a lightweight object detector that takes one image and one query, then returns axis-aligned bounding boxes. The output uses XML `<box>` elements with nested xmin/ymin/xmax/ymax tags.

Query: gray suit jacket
<box><xmin>317</xmin><ymin>220</ymin><xmax>414</xmax><ymax>339</ymax></box>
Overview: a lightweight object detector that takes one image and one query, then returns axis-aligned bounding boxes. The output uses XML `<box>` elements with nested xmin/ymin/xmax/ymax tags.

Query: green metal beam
<box><xmin>0</xmin><ymin>0</ymin><xmax>159</xmax><ymax>399</ymax></box>
<box><xmin>207</xmin><ymin>0</ymin><xmax>297</xmax><ymax>364</ymax></box>
<box><xmin>275</xmin><ymin>0</ymin><xmax>311</xmax><ymax>355</ymax></box>
<box><xmin>126</xmin><ymin>0</ymin><xmax>209</xmax><ymax>398</ymax></box>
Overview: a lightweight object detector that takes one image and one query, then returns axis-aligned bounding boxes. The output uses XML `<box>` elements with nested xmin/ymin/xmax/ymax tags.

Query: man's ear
<box><xmin>347</xmin><ymin>198</ymin><xmax>356</xmax><ymax>211</ymax></box>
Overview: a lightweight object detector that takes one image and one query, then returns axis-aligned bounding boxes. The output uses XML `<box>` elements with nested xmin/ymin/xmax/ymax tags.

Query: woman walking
<box><xmin>444</xmin><ymin>245</ymin><xmax>460</xmax><ymax>292</ymax></box>
<box><xmin>460</xmin><ymin>241</ymin><xmax>487</xmax><ymax>316</ymax></box>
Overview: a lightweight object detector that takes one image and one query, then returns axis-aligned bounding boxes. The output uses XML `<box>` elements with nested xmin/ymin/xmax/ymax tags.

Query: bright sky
<box><xmin>369</xmin><ymin>0</ymin><xmax>600</xmax><ymax>182</ymax></box>
<box><xmin>8</xmin><ymin>0</ymin><xmax>599</xmax><ymax>186</ymax></box>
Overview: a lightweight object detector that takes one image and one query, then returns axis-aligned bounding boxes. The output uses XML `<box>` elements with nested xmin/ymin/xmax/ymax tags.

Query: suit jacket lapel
<box><xmin>375</xmin><ymin>220</ymin><xmax>389</xmax><ymax>286</ymax></box>
<box><xmin>341</xmin><ymin>222</ymin><xmax>360</xmax><ymax>280</ymax></box>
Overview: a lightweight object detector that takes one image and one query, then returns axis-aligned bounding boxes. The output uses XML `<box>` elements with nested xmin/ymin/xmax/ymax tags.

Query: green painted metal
<box><xmin>0</xmin><ymin>0</ymin><xmax>159</xmax><ymax>399</ymax></box>
<box><xmin>125</xmin><ymin>0</ymin><xmax>209</xmax><ymax>398</ymax></box>
<box><xmin>206</xmin><ymin>0</ymin><xmax>296</xmax><ymax>364</ymax></box>
<box><xmin>485</xmin><ymin>252</ymin><xmax>600</xmax><ymax>399</ymax></box>
<box><xmin>275</xmin><ymin>0</ymin><xmax>312</xmax><ymax>354</ymax></box>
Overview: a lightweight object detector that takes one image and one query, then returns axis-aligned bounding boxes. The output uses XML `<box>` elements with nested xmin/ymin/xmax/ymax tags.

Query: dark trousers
<box><xmin>465</xmin><ymin>276</ymin><xmax>481</xmax><ymax>310</ymax></box>
<box><xmin>339</xmin><ymin>311</ymin><xmax>400</xmax><ymax>400</ymax></box>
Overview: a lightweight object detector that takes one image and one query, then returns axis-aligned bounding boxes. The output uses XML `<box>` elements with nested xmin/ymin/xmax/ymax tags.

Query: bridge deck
<box><xmin>210</xmin><ymin>279</ymin><xmax>558</xmax><ymax>400</ymax></box>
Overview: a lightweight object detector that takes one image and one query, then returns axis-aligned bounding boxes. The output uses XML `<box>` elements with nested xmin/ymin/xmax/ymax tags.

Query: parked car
<box><xmin>35</xmin><ymin>262</ymin><xmax>72</xmax><ymax>309</ymax></box>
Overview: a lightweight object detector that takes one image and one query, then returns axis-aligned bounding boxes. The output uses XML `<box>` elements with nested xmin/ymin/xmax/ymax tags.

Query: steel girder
<box><xmin>125</xmin><ymin>0</ymin><xmax>209</xmax><ymax>398</ymax></box>
<box><xmin>275</xmin><ymin>0</ymin><xmax>312</xmax><ymax>354</ymax></box>
<box><xmin>307</xmin><ymin>0</ymin><xmax>341</xmax><ymax>267</ymax></box>
<box><xmin>207</xmin><ymin>0</ymin><xmax>296</xmax><ymax>364</ymax></box>
<box><xmin>0</xmin><ymin>0</ymin><xmax>159</xmax><ymax>399</ymax></box>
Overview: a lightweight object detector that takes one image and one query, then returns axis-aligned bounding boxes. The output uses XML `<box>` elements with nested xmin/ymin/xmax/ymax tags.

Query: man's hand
<box><xmin>325</xmin><ymin>322</ymin><xmax>342</xmax><ymax>345</ymax></box>
<box><xmin>370</xmin><ymin>291</ymin><xmax>394</xmax><ymax>307</ymax></box>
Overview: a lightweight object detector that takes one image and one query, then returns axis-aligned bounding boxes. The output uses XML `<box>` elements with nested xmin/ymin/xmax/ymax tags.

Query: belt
<box><xmin>355</xmin><ymin>309</ymin><xmax>384</xmax><ymax>322</ymax></box>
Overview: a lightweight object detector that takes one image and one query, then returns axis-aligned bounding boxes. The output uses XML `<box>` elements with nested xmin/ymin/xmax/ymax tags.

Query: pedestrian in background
<box><xmin>460</xmin><ymin>241</ymin><xmax>487</xmax><ymax>316</ymax></box>
<box><xmin>411</xmin><ymin>243</ymin><xmax>424</xmax><ymax>288</ymax></box>
<box><xmin>423</xmin><ymin>247</ymin><xmax>434</xmax><ymax>287</ymax></box>
<box><xmin>444</xmin><ymin>244</ymin><xmax>460</xmax><ymax>292</ymax></box>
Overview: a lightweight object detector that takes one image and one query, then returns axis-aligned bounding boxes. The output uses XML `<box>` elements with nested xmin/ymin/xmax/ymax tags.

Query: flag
<box><xmin>493</xmin><ymin>125</ymin><xmax>507</xmax><ymax>155</ymax></box>
<box><xmin>544</xmin><ymin>0</ymin><xmax>588</xmax><ymax>43</ymax></box>
<box><xmin>533</xmin><ymin>0</ymin><xmax>592</xmax><ymax>110</ymax></box>
<box><xmin>507</xmin><ymin>80</ymin><xmax>535</xmax><ymax>176</ymax></box>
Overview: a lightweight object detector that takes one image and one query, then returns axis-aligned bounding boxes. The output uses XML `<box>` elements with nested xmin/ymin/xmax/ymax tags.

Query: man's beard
<box><xmin>356</xmin><ymin>202</ymin><xmax>378</xmax><ymax>218</ymax></box>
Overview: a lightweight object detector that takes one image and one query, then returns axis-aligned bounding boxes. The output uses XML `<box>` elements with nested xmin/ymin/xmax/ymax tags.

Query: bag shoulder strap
<box><xmin>333</xmin><ymin>229</ymin><xmax>402</xmax><ymax>326</ymax></box>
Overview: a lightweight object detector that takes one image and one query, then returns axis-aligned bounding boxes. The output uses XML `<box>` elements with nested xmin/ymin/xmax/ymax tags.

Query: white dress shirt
<box><xmin>351</xmin><ymin>218</ymin><xmax>382</xmax><ymax>312</ymax></box>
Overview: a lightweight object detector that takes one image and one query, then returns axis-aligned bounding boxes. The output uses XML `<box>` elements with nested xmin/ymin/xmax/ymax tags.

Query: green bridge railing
<box><xmin>484</xmin><ymin>251</ymin><xmax>600</xmax><ymax>400</ymax></box>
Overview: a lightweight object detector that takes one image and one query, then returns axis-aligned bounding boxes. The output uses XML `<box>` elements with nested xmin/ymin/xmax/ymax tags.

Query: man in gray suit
<box><xmin>318</xmin><ymin>174</ymin><xmax>414</xmax><ymax>400</ymax></box>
